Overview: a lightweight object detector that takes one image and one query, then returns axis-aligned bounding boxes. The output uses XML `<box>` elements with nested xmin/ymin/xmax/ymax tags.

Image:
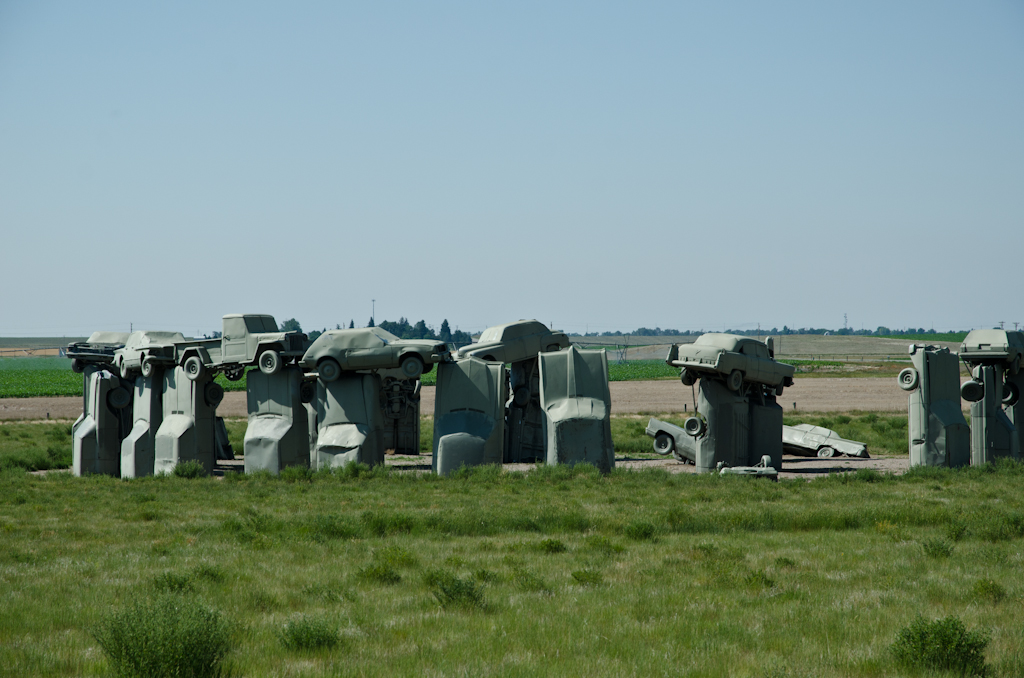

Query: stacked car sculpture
<box><xmin>67</xmin><ymin>315</ymin><xmax>612</xmax><ymax>477</ymax></box>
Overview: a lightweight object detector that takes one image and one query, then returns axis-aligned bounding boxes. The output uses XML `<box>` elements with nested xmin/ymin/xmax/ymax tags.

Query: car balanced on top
<box><xmin>666</xmin><ymin>333</ymin><xmax>795</xmax><ymax>395</ymax></box>
<box><xmin>299</xmin><ymin>327</ymin><xmax>451</xmax><ymax>382</ymax></box>
<box><xmin>174</xmin><ymin>314</ymin><xmax>310</xmax><ymax>382</ymax></box>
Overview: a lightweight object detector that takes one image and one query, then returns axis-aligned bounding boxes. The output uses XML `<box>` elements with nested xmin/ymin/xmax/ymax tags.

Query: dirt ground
<box><xmin>0</xmin><ymin>376</ymin><xmax>914</xmax><ymax>421</ymax></box>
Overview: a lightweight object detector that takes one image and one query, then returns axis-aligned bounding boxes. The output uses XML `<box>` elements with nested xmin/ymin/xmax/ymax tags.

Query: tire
<box><xmin>107</xmin><ymin>387</ymin><xmax>131</xmax><ymax>410</ymax></box>
<box><xmin>71</xmin><ymin>359</ymin><xmax>84</xmax><ymax>374</ymax></box>
<box><xmin>118</xmin><ymin>358</ymin><xmax>129</xmax><ymax>380</ymax></box>
<box><xmin>1011</xmin><ymin>355</ymin><xmax>1021</xmax><ymax>376</ymax></box>
<box><xmin>684</xmin><ymin>416</ymin><xmax>707</xmax><ymax>438</ymax></box>
<box><xmin>421</xmin><ymin>362</ymin><xmax>433</xmax><ymax>375</ymax></box>
<box><xmin>726</xmin><ymin>369</ymin><xmax>744</xmax><ymax>392</ymax></box>
<box><xmin>817</xmin><ymin>446</ymin><xmax>836</xmax><ymax>458</ymax></box>
<box><xmin>545</xmin><ymin>344</ymin><xmax>561</xmax><ymax>352</ymax></box>
<box><xmin>183</xmin><ymin>356</ymin><xmax>205</xmax><ymax>381</ymax></box>
<box><xmin>141</xmin><ymin>358</ymin><xmax>155</xmax><ymax>378</ymax></box>
<box><xmin>960</xmin><ymin>380</ymin><xmax>984</xmax><ymax>403</ymax></box>
<box><xmin>318</xmin><ymin>358</ymin><xmax>341</xmax><ymax>382</ymax></box>
<box><xmin>1003</xmin><ymin>382</ymin><xmax>1020</xmax><ymax>407</ymax></box>
<box><xmin>897</xmin><ymin>367</ymin><xmax>919</xmax><ymax>391</ymax></box>
<box><xmin>653</xmin><ymin>433</ymin><xmax>674</xmax><ymax>455</ymax></box>
<box><xmin>775</xmin><ymin>382</ymin><xmax>785</xmax><ymax>397</ymax></box>
<box><xmin>258</xmin><ymin>350</ymin><xmax>281</xmax><ymax>375</ymax></box>
<box><xmin>204</xmin><ymin>382</ymin><xmax>224</xmax><ymax>407</ymax></box>
<box><xmin>513</xmin><ymin>386</ymin><xmax>531</xmax><ymax>408</ymax></box>
<box><xmin>399</xmin><ymin>354</ymin><xmax>424</xmax><ymax>379</ymax></box>
<box><xmin>224</xmin><ymin>367</ymin><xmax>244</xmax><ymax>382</ymax></box>
<box><xmin>299</xmin><ymin>381</ymin><xmax>315</xmax><ymax>404</ymax></box>
<box><xmin>680</xmin><ymin>368</ymin><xmax>697</xmax><ymax>387</ymax></box>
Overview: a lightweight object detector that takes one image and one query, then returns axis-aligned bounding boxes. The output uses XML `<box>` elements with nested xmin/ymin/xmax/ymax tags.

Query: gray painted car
<box><xmin>113</xmin><ymin>331</ymin><xmax>187</xmax><ymax>379</ymax></box>
<box><xmin>666</xmin><ymin>333</ymin><xmax>795</xmax><ymax>393</ymax></box>
<box><xmin>782</xmin><ymin>424</ymin><xmax>869</xmax><ymax>458</ymax></box>
<box><xmin>68</xmin><ymin>332</ymin><xmax>131</xmax><ymax>373</ymax></box>
<box><xmin>458</xmin><ymin>320</ymin><xmax>570</xmax><ymax>363</ymax></box>
<box><xmin>175</xmin><ymin>314</ymin><xmax>309</xmax><ymax>381</ymax></box>
<box><xmin>300</xmin><ymin>327</ymin><xmax>450</xmax><ymax>381</ymax></box>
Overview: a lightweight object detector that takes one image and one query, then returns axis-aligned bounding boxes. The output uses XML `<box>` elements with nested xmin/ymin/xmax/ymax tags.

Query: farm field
<box><xmin>2</xmin><ymin>447</ymin><xmax>1023</xmax><ymax>676</ymax></box>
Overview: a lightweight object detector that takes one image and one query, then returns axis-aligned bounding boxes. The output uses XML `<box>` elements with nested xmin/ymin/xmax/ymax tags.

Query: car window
<box><xmin>224</xmin><ymin>318</ymin><xmax>247</xmax><ymax>340</ymax></box>
<box><xmin>371</xmin><ymin>328</ymin><xmax>400</xmax><ymax>345</ymax></box>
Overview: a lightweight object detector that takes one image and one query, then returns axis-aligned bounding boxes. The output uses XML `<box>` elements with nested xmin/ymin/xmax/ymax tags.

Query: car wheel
<box><xmin>545</xmin><ymin>344</ymin><xmax>560</xmax><ymax>352</ymax></box>
<box><xmin>817</xmin><ymin>446</ymin><xmax>836</xmax><ymax>458</ymax></box>
<box><xmin>258</xmin><ymin>350</ymin><xmax>281</xmax><ymax>375</ymax></box>
<box><xmin>684</xmin><ymin>416</ymin><xmax>707</xmax><ymax>438</ymax></box>
<box><xmin>960</xmin><ymin>380</ymin><xmax>984</xmax><ymax>403</ymax></box>
<box><xmin>299</xmin><ymin>380</ymin><xmax>315</xmax><ymax>404</ymax></box>
<box><xmin>71</xmin><ymin>359</ymin><xmax>84</xmax><ymax>374</ymax></box>
<box><xmin>421</xmin><ymin>362</ymin><xmax>433</xmax><ymax>375</ymax></box>
<box><xmin>775</xmin><ymin>382</ymin><xmax>785</xmax><ymax>397</ymax></box>
<box><xmin>318</xmin><ymin>358</ymin><xmax>341</xmax><ymax>382</ymax></box>
<box><xmin>513</xmin><ymin>386</ymin><xmax>530</xmax><ymax>408</ymax></box>
<box><xmin>141</xmin><ymin>358</ymin><xmax>156</xmax><ymax>378</ymax></box>
<box><xmin>653</xmin><ymin>433</ymin><xmax>674</xmax><ymax>455</ymax></box>
<box><xmin>726</xmin><ymin>370</ymin><xmax>744</xmax><ymax>392</ymax></box>
<box><xmin>680</xmin><ymin>368</ymin><xmax>697</xmax><ymax>386</ymax></box>
<box><xmin>224</xmin><ymin>367</ymin><xmax>244</xmax><ymax>382</ymax></box>
<box><xmin>204</xmin><ymin>382</ymin><xmax>225</xmax><ymax>407</ymax></box>
<box><xmin>897</xmin><ymin>367</ymin><xmax>919</xmax><ymax>391</ymax></box>
<box><xmin>400</xmin><ymin>355</ymin><xmax>424</xmax><ymax>379</ymax></box>
<box><xmin>118</xmin><ymin>358</ymin><xmax>129</xmax><ymax>380</ymax></box>
<box><xmin>1003</xmin><ymin>382</ymin><xmax>1020</xmax><ymax>407</ymax></box>
<box><xmin>183</xmin><ymin>356</ymin><xmax>205</xmax><ymax>381</ymax></box>
<box><xmin>107</xmin><ymin>387</ymin><xmax>131</xmax><ymax>410</ymax></box>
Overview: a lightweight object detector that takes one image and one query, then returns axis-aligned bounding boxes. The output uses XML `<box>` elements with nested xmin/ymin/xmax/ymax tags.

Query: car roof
<box><xmin>127</xmin><ymin>331</ymin><xmax>186</xmax><ymax>345</ymax></box>
<box><xmin>315</xmin><ymin>327</ymin><xmax>400</xmax><ymax>349</ymax></box>
<box><xmin>84</xmin><ymin>331</ymin><xmax>130</xmax><ymax>345</ymax></box>
<box><xmin>693</xmin><ymin>333</ymin><xmax>761</xmax><ymax>352</ymax></box>
<box><xmin>961</xmin><ymin>329</ymin><xmax>1024</xmax><ymax>351</ymax></box>
<box><xmin>478</xmin><ymin>320</ymin><xmax>553</xmax><ymax>343</ymax></box>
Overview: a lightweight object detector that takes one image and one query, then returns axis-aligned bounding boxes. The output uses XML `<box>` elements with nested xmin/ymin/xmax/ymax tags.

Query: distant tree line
<box><xmin>280</xmin><ymin>317</ymin><xmax>473</xmax><ymax>345</ymax></box>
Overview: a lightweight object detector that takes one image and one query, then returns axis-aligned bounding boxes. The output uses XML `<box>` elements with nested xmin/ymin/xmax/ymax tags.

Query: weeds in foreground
<box><xmin>571</xmin><ymin>569</ymin><xmax>603</xmax><ymax>586</ymax></box>
<box><xmin>891</xmin><ymin>615</ymin><xmax>989</xmax><ymax>676</ymax></box>
<box><xmin>92</xmin><ymin>594</ymin><xmax>231</xmax><ymax>678</ymax></box>
<box><xmin>972</xmin><ymin>579</ymin><xmax>1007</xmax><ymax>605</ymax></box>
<box><xmin>279</xmin><ymin>614</ymin><xmax>340</xmax><ymax>651</ymax></box>
<box><xmin>921</xmin><ymin>537</ymin><xmax>954</xmax><ymax>558</ymax></box>
<box><xmin>172</xmin><ymin>460</ymin><xmax>206</xmax><ymax>479</ymax></box>
<box><xmin>426</xmin><ymin>569</ymin><xmax>487</xmax><ymax>610</ymax></box>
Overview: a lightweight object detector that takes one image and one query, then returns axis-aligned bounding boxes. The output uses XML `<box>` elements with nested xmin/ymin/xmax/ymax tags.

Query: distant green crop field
<box><xmin>0</xmin><ymin>358</ymin><xmax>250</xmax><ymax>399</ymax></box>
<box><xmin>0</xmin><ymin>358</ymin><xmax>82</xmax><ymax>398</ymax></box>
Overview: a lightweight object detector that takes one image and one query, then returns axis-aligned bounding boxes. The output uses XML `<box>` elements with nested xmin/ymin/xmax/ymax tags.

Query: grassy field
<box><xmin>2</xmin><ymin>448</ymin><xmax>1024</xmax><ymax>676</ymax></box>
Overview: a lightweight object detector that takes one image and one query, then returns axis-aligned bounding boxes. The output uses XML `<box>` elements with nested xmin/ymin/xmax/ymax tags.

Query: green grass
<box><xmin>2</xmin><ymin>461</ymin><xmax>1024</xmax><ymax>676</ymax></box>
<box><xmin>0</xmin><ymin>359</ymin><xmax>250</xmax><ymax>399</ymax></box>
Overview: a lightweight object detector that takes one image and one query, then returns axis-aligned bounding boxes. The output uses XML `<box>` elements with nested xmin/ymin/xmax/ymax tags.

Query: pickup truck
<box><xmin>175</xmin><ymin>314</ymin><xmax>310</xmax><ymax>381</ymax></box>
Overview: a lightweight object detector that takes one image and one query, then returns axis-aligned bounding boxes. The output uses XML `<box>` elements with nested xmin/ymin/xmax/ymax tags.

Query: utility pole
<box><xmin>372</xmin><ymin>299</ymin><xmax>375</xmax><ymax>324</ymax></box>
<box><xmin>1000</xmin><ymin>321</ymin><xmax>1005</xmax><ymax>330</ymax></box>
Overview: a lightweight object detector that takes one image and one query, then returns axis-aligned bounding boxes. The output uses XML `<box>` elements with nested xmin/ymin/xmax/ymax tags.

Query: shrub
<box><xmin>374</xmin><ymin>545</ymin><xmax>418</xmax><ymax>568</ymax></box>
<box><xmin>173</xmin><ymin>460</ymin><xmax>206</xmax><ymax>479</ymax></box>
<box><xmin>945</xmin><ymin>519</ymin><xmax>968</xmax><ymax>542</ymax></box>
<box><xmin>744</xmin><ymin>570</ymin><xmax>776</xmax><ymax>589</ymax></box>
<box><xmin>891</xmin><ymin>615</ymin><xmax>989</xmax><ymax>676</ymax></box>
<box><xmin>585</xmin><ymin>535</ymin><xmax>624</xmax><ymax>554</ymax></box>
<box><xmin>279</xmin><ymin>465</ymin><xmax>313</xmax><ymax>483</ymax></box>
<box><xmin>571</xmin><ymin>569</ymin><xmax>603</xmax><ymax>586</ymax></box>
<box><xmin>922</xmin><ymin>537</ymin><xmax>954</xmax><ymax>558</ymax></box>
<box><xmin>624</xmin><ymin>521</ymin><xmax>657</xmax><ymax>541</ymax></box>
<box><xmin>538</xmin><ymin>538</ymin><xmax>567</xmax><ymax>554</ymax></box>
<box><xmin>153</xmin><ymin>572</ymin><xmax>195</xmax><ymax>594</ymax></box>
<box><xmin>92</xmin><ymin>594</ymin><xmax>231</xmax><ymax>678</ymax></box>
<box><xmin>474</xmin><ymin>568</ymin><xmax>499</xmax><ymax>583</ymax></box>
<box><xmin>279</xmin><ymin>614</ymin><xmax>339</xmax><ymax>651</ymax></box>
<box><xmin>513</xmin><ymin>569</ymin><xmax>552</xmax><ymax>594</ymax></box>
<box><xmin>426</xmin><ymin>569</ymin><xmax>486</xmax><ymax>610</ymax></box>
<box><xmin>973</xmin><ymin>579</ymin><xmax>1007</xmax><ymax>605</ymax></box>
<box><xmin>357</xmin><ymin>562</ymin><xmax>401</xmax><ymax>585</ymax></box>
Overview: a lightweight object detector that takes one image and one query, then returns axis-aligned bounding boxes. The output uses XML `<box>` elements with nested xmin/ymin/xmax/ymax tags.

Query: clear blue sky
<box><xmin>2</xmin><ymin>1</ymin><xmax>1021</xmax><ymax>337</ymax></box>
